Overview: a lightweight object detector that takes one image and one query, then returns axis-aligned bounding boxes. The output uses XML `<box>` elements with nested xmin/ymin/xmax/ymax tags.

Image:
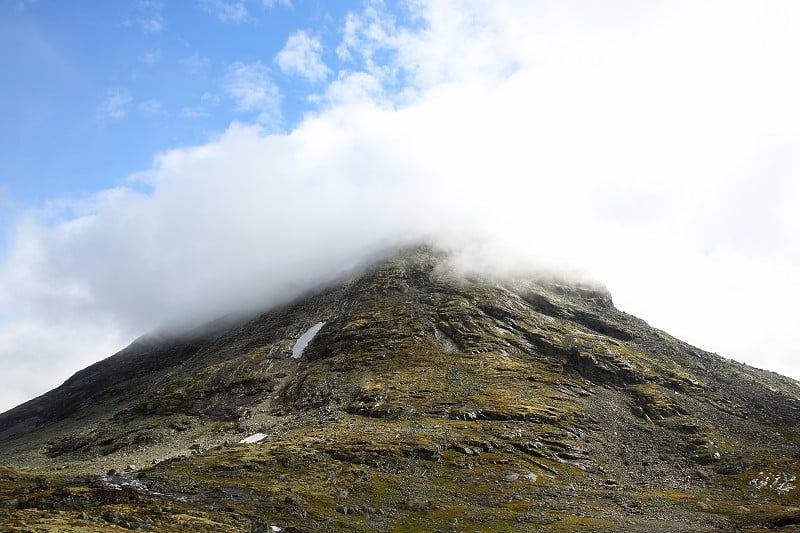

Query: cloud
<box><xmin>336</xmin><ymin>3</ymin><xmax>400</xmax><ymax>72</ymax></box>
<box><xmin>127</xmin><ymin>1</ymin><xmax>165</xmax><ymax>33</ymax></box>
<box><xmin>262</xmin><ymin>0</ymin><xmax>291</xmax><ymax>8</ymax></box>
<box><xmin>15</xmin><ymin>0</ymin><xmax>37</xmax><ymax>11</ymax></box>
<box><xmin>98</xmin><ymin>88</ymin><xmax>132</xmax><ymax>120</ymax></box>
<box><xmin>0</xmin><ymin>186</ymin><xmax>13</xmax><ymax>209</ymax></box>
<box><xmin>180</xmin><ymin>92</ymin><xmax>218</xmax><ymax>119</ymax></box>
<box><xmin>199</xmin><ymin>0</ymin><xmax>249</xmax><ymax>23</ymax></box>
<box><xmin>275</xmin><ymin>30</ymin><xmax>330</xmax><ymax>82</ymax></box>
<box><xmin>224</xmin><ymin>61</ymin><xmax>282</xmax><ymax>127</ymax></box>
<box><xmin>2</xmin><ymin>1</ymin><xmax>800</xmax><ymax>413</ymax></box>
<box><xmin>180</xmin><ymin>107</ymin><xmax>208</xmax><ymax>119</ymax></box>
<box><xmin>140</xmin><ymin>48</ymin><xmax>162</xmax><ymax>66</ymax></box>
<box><xmin>179</xmin><ymin>53</ymin><xmax>211</xmax><ymax>72</ymax></box>
<box><xmin>320</xmin><ymin>71</ymin><xmax>384</xmax><ymax>106</ymax></box>
<box><xmin>0</xmin><ymin>314</ymin><xmax>128</xmax><ymax>413</ymax></box>
<box><xmin>139</xmin><ymin>99</ymin><xmax>167</xmax><ymax>116</ymax></box>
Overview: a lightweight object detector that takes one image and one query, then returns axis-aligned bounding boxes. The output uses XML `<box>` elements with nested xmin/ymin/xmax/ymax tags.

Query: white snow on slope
<box><xmin>291</xmin><ymin>322</ymin><xmax>325</xmax><ymax>359</ymax></box>
<box><xmin>239</xmin><ymin>432</ymin><xmax>267</xmax><ymax>444</ymax></box>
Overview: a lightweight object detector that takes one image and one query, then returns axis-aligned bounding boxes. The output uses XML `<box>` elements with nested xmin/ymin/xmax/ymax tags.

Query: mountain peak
<box><xmin>1</xmin><ymin>244</ymin><xmax>800</xmax><ymax>531</ymax></box>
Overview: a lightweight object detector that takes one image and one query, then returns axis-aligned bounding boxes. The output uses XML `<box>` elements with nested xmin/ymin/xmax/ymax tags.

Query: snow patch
<box><xmin>292</xmin><ymin>321</ymin><xmax>325</xmax><ymax>359</ymax></box>
<box><xmin>239</xmin><ymin>432</ymin><xmax>267</xmax><ymax>444</ymax></box>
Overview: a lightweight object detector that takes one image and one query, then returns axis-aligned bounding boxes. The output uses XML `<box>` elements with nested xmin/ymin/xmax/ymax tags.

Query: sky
<box><xmin>1</xmin><ymin>0</ymin><xmax>799</xmax><ymax>413</ymax></box>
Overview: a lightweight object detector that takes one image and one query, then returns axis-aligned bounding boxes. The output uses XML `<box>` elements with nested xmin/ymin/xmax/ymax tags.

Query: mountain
<box><xmin>1</xmin><ymin>245</ymin><xmax>799</xmax><ymax>532</ymax></box>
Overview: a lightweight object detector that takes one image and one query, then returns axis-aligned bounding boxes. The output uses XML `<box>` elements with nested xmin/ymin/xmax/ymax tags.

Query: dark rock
<box><xmin>453</xmin><ymin>444</ymin><xmax>475</xmax><ymax>456</ymax></box>
<box><xmin>0</xmin><ymin>498</ymin><xmax>20</xmax><ymax>509</ymax></box>
<box><xmin>769</xmin><ymin>511</ymin><xmax>800</xmax><ymax>528</ymax></box>
<box><xmin>694</xmin><ymin>452</ymin><xmax>721</xmax><ymax>465</ymax></box>
<box><xmin>399</xmin><ymin>499</ymin><xmax>432</xmax><ymax>513</ymax></box>
<box><xmin>169</xmin><ymin>418</ymin><xmax>192</xmax><ymax>431</ymax></box>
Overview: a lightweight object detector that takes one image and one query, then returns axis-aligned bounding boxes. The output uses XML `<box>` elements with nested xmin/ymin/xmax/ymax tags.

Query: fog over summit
<box><xmin>1</xmin><ymin>1</ymin><xmax>799</xmax><ymax>412</ymax></box>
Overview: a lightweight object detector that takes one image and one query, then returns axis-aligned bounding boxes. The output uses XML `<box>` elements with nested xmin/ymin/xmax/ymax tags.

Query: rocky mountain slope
<box><xmin>1</xmin><ymin>245</ymin><xmax>800</xmax><ymax>532</ymax></box>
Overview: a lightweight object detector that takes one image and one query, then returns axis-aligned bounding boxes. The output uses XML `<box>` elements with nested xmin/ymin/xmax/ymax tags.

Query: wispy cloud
<box><xmin>336</xmin><ymin>4</ymin><xmax>399</xmax><ymax>67</ymax></box>
<box><xmin>224</xmin><ymin>61</ymin><xmax>282</xmax><ymax>126</ymax></box>
<box><xmin>199</xmin><ymin>0</ymin><xmax>250</xmax><ymax>23</ymax></box>
<box><xmin>15</xmin><ymin>0</ymin><xmax>37</xmax><ymax>11</ymax></box>
<box><xmin>179</xmin><ymin>53</ymin><xmax>211</xmax><ymax>72</ymax></box>
<box><xmin>140</xmin><ymin>48</ymin><xmax>163</xmax><ymax>66</ymax></box>
<box><xmin>98</xmin><ymin>89</ymin><xmax>132</xmax><ymax>120</ymax></box>
<box><xmin>126</xmin><ymin>1</ymin><xmax>165</xmax><ymax>33</ymax></box>
<box><xmin>332</xmin><ymin>2</ymin><xmax>409</xmax><ymax>98</ymax></box>
<box><xmin>180</xmin><ymin>92</ymin><xmax>218</xmax><ymax>119</ymax></box>
<box><xmin>201</xmin><ymin>91</ymin><xmax>219</xmax><ymax>104</ymax></box>
<box><xmin>275</xmin><ymin>30</ymin><xmax>330</xmax><ymax>82</ymax></box>
<box><xmin>0</xmin><ymin>186</ymin><xmax>13</xmax><ymax>209</ymax></box>
<box><xmin>262</xmin><ymin>0</ymin><xmax>291</xmax><ymax>8</ymax></box>
<box><xmin>139</xmin><ymin>99</ymin><xmax>166</xmax><ymax>116</ymax></box>
<box><xmin>180</xmin><ymin>106</ymin><xmax>209</xmax><ymax>119</ymax></box>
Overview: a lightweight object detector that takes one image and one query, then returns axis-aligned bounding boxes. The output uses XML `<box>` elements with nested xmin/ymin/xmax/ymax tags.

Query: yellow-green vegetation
<box><xmin>191</xmin><ymin>420</ymin><xmax>229</xmax><ymax>440</ymax></box>
<box><xmin>0</xmin><ymin>465</ymin><xmax>249</xmax><ymax>532</ymax></box>
<box><xmin>626</xmin><ymin>383</ymin><xmax>689</xmax><ymax>421</ymax></box>
<box><xmin>138</xmin><ymin>347</ymin><xmax>279</xmax><ymax>416</ymax></box>
<box><xmin>143</xmin><ymin>414</ymin><xmax>593</xmax><ymax>532</ymax></box>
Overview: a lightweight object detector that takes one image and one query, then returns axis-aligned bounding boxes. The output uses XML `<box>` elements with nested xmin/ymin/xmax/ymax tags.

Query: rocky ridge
<box><xmin>1</xmin><ymin>245</ymin><xmax>800</xmax><ymax>532</ymax></box>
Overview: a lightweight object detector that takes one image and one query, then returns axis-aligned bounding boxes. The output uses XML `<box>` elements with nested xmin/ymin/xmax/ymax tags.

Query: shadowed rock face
<box><xmin>1</xmin><ymin>244</ymin><xmax>800</xmax><ymax>532</ymax></box>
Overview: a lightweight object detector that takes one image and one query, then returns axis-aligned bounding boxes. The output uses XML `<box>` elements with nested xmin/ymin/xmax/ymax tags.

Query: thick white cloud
<box><xmin>1</xmin><ymin>0</ymin><xmax>799</xmax><ymax>412</ymax></box>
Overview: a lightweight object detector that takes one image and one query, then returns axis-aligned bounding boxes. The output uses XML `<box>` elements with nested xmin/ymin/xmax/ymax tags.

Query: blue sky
<box><xmin>1</xmin><ymin>1</ymin><xmax>799</xmax><ymax>412</ymax></box>
<box><xmin>1</xmin><ymin>0</ymin><xmax>416</xmax><ymax>207</ymax></box>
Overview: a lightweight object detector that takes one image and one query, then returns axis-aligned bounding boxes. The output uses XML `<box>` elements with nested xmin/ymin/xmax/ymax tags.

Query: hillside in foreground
<box><xmin>1</xmin><ymin>245</ymin><xmax>800</xmax><ymax>532</ymax></box>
